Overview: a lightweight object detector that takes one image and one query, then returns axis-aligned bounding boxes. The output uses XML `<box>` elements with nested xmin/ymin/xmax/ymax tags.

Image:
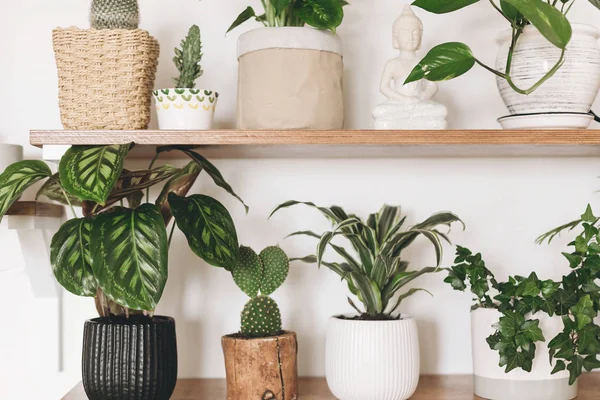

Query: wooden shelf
<box><xmin>62</xmin><ymin>374</ymin><xmax>600</xmax><ymax>399</ymax></box>
<box><xmin>31</xmin><ymin>129</ymin><xmax>600</xmax><ymax>159</ymax></box>
<box><xmin>6</xmin><ymin>201</ymin><xmax>64</xmax><ymax>218</ymax></box>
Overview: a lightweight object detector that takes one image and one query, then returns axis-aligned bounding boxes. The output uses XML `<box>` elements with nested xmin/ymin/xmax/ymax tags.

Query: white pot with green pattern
<box><xmin>153</xmin><ymin>88</ymin><xmax>219</xmax><ymax>130</ymax></box>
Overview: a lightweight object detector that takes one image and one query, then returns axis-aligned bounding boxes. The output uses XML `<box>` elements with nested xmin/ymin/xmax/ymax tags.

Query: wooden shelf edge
<box><xmin>30</xmin><ymin>129</ymin><xmax>600</xmax><ymax>146</ymax></box>
<box><xmin>7</xmin><ymin>201</ymin><xmax>65</xmax><ymax>218</ymax></box>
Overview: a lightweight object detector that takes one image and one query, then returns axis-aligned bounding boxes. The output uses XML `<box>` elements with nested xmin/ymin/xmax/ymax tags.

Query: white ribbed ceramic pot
<box><xmin>495</xmin><ymin>24</ymin><xmax>600</xmax><ymax>115</ymax></box>
<box><xmin>471</xmin><ymin>308</ymin><xmax>577</xmax><ymax>400</ymax></box>
<box><xmin>326</xmin><ymin>315</ymin><xmax>419</xmax><ymax>400</ymax></box>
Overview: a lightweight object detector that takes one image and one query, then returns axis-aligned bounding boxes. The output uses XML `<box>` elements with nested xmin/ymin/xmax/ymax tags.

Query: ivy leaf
<box><xmin>505</xmin><ymin>351</ymin><xmax>525</xmax><ymax>373</ymax></box>
<box><xmin>571</xmin><ymin>295</ymin><xmax>596</xmax><ymax>329</ymax></box>
<box><xmin>406</xmin><ymin>42</ymin><xmax>475</xmax><ymax>84</ymax></box>
<box><xmin>562</xmin><ymin>252</ymin><xmax>582</xmax><ymax>269</ymax></box>
<box><xmin>567</xmin><ymin>355</ymin><xmax>584</xmax><ymax>385</ymax></box>
<box><xmin>583</xmin><ymin>255</ymin><xmax>600</xmax><ymax>273</ymax></box>
<box><xmin>551</xmin><ymin>360</ymin><xmax>566</xmax><ymax>374</ymax></box>
<box><xmin>498</xmin><ymin>311</ymin><xmax>524</xmax><ymax>338</ymax></box>
<box><xmin>583</xmin><ymin>355</ymin><xmax>600</xmax><ymax>371</ymax></box>
<box><xmin>520</xmin><ymin>319</ymin><xmax>545</xmax><ymax>342</ymax></box>
<box><xmin>581</xmin><ymin>204</ymin><xmax>597</xmax><ymax>223</ymax></box>
<box><xmin>575</xmin><ymin>235</ymin><xmax>589</xmax><ymax>253</ymax></box>
<box><xmin>541</xmin><ymin>280</ymin><xmax>560</xmax><ymax>298</ymax></box>
<box><xmin>578</xmin><ymin>324</ymin><xmax>600</xmax><ymax>355</ymax></box>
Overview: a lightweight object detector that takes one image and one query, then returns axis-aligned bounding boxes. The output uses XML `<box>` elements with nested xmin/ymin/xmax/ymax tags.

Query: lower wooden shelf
<box><xmin>62</xmin><ymin>373</ymin><xmax>599</xmax><ymax>399</ymax></box>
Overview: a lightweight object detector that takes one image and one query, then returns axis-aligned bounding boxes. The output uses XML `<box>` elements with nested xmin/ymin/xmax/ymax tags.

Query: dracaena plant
<box><xmin>406</xmin><ymin>0</ymin><xmax>600</xmax><ymax>95</ymax></box>
<box><xmin>0</xmin><ymin>144</ymin><xmax>247</xmax><ymax>318</ymax></box>
<box><xmin>227</xmin><ymin>0</ymin><xmax>349</xmax><ymax>34</ymax></box>
<box><xmin>270</xmin><ymin>201</ymin><xmax>464</xmax><ymax>319</ymax></box>
<box><xmin>446</xmin><ymin>205</ymin><xmax>600</xmax><ymax>385</ymax></box>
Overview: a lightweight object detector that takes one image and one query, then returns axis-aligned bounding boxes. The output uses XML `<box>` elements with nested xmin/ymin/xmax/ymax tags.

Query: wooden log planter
<box><xmin>222</xmin><ymin>331</ymin><xmax>299</xmax><ymax>400</ymax></box>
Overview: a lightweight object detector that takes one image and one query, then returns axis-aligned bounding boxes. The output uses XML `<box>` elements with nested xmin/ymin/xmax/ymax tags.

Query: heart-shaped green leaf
<box><xmin>503</xmin><ymin>0</ymin><xmax>572</xmax><ymax>49</ymax></box>
<box><xmin>36</xmin><ymin>173</ymin><xmax>82</xmax><ymax>207</ymax></box>
<box><xmin>169</xmin><ymin>193</ymin><xmax>239</xmax><ymax>270</ymax></box>
<box><xmin>51</xmin><ymin>218</ymin><xmax>96</xmax><ymax>296</ymax></box>
<box><xmin>59</xmin><ymin>145</ymin><xmax>130</xmax><ymax>205</ymax></box>
<box><xmin>406</xmin><ymin>42</ymin><xmax>476</xmax><ymax>84</ymax></box>
<box><xmin>156</xmin><ymin>161</ymin><xmax>202</xmax><ymax>224</ymax></box>
<box><xmin>90</xmin><ymin>204</ymin><xmax>168</xmax><ymax>311</ymax></box>
<box><xmin>0</xmin><ymin>160</ymin><xmax>51</xmax><ymax>221</ymax></box>
<box><xmin>295</xmin><ymin>0</ymin><xmax>344</xmax><ymax>33</ymax></box>
<box><xmin>412</xmin><ymin>0</ymin><xmax>479</xmax><ymax>13</ymax></box>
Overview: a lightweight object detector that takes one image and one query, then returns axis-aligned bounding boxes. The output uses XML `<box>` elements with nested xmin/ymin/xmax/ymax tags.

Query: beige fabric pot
<box><xmin>237</xmin><ymin>27</ymin><xmax>344</xmax><ymax>130</ymax></box>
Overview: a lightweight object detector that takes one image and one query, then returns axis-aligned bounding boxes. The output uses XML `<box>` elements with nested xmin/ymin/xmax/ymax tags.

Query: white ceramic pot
<box><xmin>0</xmin><ymin>144</ymin><xmax>23</xmax><ymax>170</ymax></box>
<box><xmin>495</xmin><ymin>24</ymin><xmax>600</xmax><ymax>115</ymax></box>
<box><xmin>153</xmin><ymin>88</ymin><xmax>218</xmax><ymax>130</ymax></box>
<box><xmin>237</xmin><ymin>27</ymin><xmax>344</xmax><ymax>130</ymax></box>
<box><xmin>326</xmin><ymin>315</ymin><xmax>419</xmax><ymax>400</ymax></box>
<box><xmin>471</xmin><ymin>308</ymin><xmax>577</xmax><ymax>400</ymax></box>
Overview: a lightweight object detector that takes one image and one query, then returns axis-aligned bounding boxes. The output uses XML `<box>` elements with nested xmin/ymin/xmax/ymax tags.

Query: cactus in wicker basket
<box><xmin>90</xmin><ymin>0</ymin><xmax>139</xmax><ymax>30</ymax></box>
<box><xmin>173</xmin><ymin>25</ymin><xmax>204</xmax><ymax>89</ymax></box>
<box><xmin>231</xmin><ymin>245</ymin><xmax>290</xmax><ymax>338</ymax></box>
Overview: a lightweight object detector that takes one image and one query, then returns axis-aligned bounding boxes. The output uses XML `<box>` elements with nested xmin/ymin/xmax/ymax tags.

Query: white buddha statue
<box><xmin>373</xmin><ymin>6</ymin><xmax>448</xmax><ymax>130</ymax></box>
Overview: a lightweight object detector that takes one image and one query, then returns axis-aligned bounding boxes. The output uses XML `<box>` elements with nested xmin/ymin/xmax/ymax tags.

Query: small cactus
<box><xmin>173</xmin><ymin>25</ymin><xmax>204</xmax><ymax>89</ymax></box>
<box><xmin>90</xmin><ymin>0</ymin><xmax>139</xmax><ymax>30</ymax></box>
<box><xmin>259</xmin><ymin>246</ymin><xmax>290</xmax><ymax>296</ymax></box>
<box><xmin>240</xmin><ymin>296</ymin><xmax>282</xmax><ymax>338</ymax></box>
<box><xmin>232</xmin><ymin>246</ymin><xmax>263</xmax><ymax>298</ymax></box>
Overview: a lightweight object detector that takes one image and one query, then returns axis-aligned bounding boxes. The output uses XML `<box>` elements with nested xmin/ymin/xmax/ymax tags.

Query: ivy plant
<box><xmin>446</xmin><ymin>205</ymin><xmax>600</xmax><ymax>385</ymax></box>
<box><xmin>0</xmin><ymin>144</ymin><xmax>247</xmax><ymax>318</ymax></box>
<box><xmin>407</xmin><ymin>0</ymin><xmax>600</xmax><ymax>95</ymax></box>
<box><xmin>271</xmin><ymin>202</ymin><xmax>464</xmax><ymax>319</ymax></box>
<box><xmin>227</xmin><ymin>0</ymin><xmax>349</xmax><ymax>34</ymax></box>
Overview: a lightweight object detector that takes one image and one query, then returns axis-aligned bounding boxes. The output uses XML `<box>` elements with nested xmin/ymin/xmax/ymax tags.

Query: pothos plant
<box><xmin>446</xmin><ymin>204</ymin><xmax>600</xmax><ymax>385</ymax></box>
<box><xmin>0</xmin><ymin>144</ymin><xmax>247</xmax><ymax>318</ymax></box>
<box><xmin>270</xmin><ymin>202</ymin><xmax>464</xmax><ymax>319</ymax></box>
<box><xmin>227</xmin><ymin>0</ymin><xmax>349</xmax><ymax>34</ymax></box>
<box><xmin>406</xmin><ymin>0</ymin><xmax>600</xmax><ymax>95</ymax></box>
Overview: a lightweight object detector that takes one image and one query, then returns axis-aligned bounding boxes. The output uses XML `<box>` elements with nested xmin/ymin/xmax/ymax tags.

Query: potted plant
<box><xmin>408</xmin><ymin>0</ymin><xmax>600</xmax><ymax>129</ymax></box>
<box><xmin>227</xmin><ymin>1</ymin><xmax>348</xmax><ymax>130</ymax></box>
<box><xmin>153</xmin><ymin>25</ymin><xmax>219</xmax><ymax>130</ymax></box>
<box><xmin>53</xmin><ymin>0</ymin><xmax>160</xmax><ymax>130</ymax></box>
<box><xmin>0</xmin><ymin>145</ymin><xmax>247</xmax><ymax>400</ymax></box>
<box><xmin>270</xmin><ymin>201</ymin><xmax>463</xmax><ymax>400</ymax></box>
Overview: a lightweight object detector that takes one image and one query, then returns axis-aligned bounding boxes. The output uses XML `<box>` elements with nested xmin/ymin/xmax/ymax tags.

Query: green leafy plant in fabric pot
<box><xmin>445</xmin><ymin>206</ymin><xmax>600</xmax><ymax>399</ymax></box>
<box><xmin>407</xmin><ymin>0</ymin><xmax>600</xmax><ymax>123</ymax></box>
<box><xmin>269</xmin><ymin>201</ymin><xmax>464</xmax><ymax>400</ymax></box>
<box><xmin>0</xmin><ymin>144</ymin><xmax>247</xmax><ymax>400</ymax></box>
<box><xmin>228</xmin><ymin>0</ymin><xmax>349</xmax><ymax>34</ymax></box>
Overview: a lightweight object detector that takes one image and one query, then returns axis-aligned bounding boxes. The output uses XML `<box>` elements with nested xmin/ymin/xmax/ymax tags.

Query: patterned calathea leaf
<box><xmin>0</xmin><ymin>160</ymin><xmax>52</xmax><ymax>221</ymax></box>
<box><xmin>50</xmin><ymin>218</ymin><xmax>96</xmax><ymax>296</ymax></box>
<box><xmin>156</xmin><ymin>161</ymin><xmax>202</xmax><ymax>224</ymax></box>
<box><xmin>59</xmin><ymin>145</ymin><xmax>130</xmax><ymax>205</ymax></box>
<box><xmin>169</xmin><ymin>193</ymin><xmax>239</xmax><ymax>270</ymax></box>
<box><xmin>36</xmin><ymin>173</ymin><xmax>83</xmax><ymax>207</ymax></box>
<box><xmin>90</xmin><ymin>204</ymin><xmax>168</xmax><ymax>311</ymax></box>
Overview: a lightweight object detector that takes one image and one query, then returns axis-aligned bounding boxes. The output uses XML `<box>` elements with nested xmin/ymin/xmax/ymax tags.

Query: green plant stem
<box><xmin>505</xmin><ymin>28</ymin><xmax>523</xmax><ymax>76</ymax></box>
<box><xmin>506</xmin><ymin>49</ymin><xmax>566</xmax><ymax>94</ymax></box>
<box><xmin>475</xmin><ymin>59</ymin><xmax>508</xmax><ymax>79</ymax></box>
<box><xmin>59</xmin><ymin>187</ymin><xmax>77</xmax><ymax>218</ymax></box>
<box><xmin>564</xmin><ymin>1</ymin><xmax>575</xmax><ymax>15</ymax></box>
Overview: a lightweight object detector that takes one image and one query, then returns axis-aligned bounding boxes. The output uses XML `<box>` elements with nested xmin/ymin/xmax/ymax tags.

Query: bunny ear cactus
<box><xmin>90</xmin><ymin>0</ymin><xmax>140</xmax><ymax>30</ymax></box>
<box><xmin>231</xmin><ymin>245</ymin><xmax>290</xmax><ymax>337</ymax></box>
<box><xmin>173</xmin><ymin>25</ymin><xmax>204</xmax><ymax>89</ymax></box>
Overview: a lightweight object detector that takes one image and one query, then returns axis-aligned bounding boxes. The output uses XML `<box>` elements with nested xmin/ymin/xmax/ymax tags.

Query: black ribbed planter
<box><xmin>82</xmin><ymin>316</ymin><xmax>178</xmax><ymax>400</ymax></box>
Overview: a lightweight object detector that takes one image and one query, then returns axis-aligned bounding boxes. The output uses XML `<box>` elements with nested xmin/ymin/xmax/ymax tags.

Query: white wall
<box><xmin>1</xmin><ymin>0</ymin><xmax>600</xmax><ymax>397</ymax></box>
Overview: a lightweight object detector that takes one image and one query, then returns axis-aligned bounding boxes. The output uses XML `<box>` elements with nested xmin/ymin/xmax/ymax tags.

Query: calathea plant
<box><xmin>270</xmin><ymin>202</ymin><xmax>463</xmax><ymax>319</ymax></box>
<box><xmin>447</xmin><ymin>204</ymin><xmax>600</xmax><ymax>386</ymax></box>
<box><xmin>405</xmin><ymin>0</ymin><xmax>599</xmax><ymax>95</ymax></box>
<box><xmin>0</xmin><ymin>144</ymin><xmax>247</xmax><ymax>318</ymax></box>
<box><xmin>228</xmin><ymin>0</ymin><xmax>349</xmax><ymax>34</ymax></box>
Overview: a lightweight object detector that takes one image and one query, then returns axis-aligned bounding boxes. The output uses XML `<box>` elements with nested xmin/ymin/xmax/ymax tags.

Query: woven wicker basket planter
<box><xmin>53</xmin><ymin>27</ymin><xmax>160</xmax><ymax>130</ymax></box>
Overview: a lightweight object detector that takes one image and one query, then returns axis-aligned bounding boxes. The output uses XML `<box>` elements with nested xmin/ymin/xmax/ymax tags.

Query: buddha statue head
<box><xmin>393</xmin><ymin>5</ymin><xmax>423</xmax><ymax>52</ymax></box>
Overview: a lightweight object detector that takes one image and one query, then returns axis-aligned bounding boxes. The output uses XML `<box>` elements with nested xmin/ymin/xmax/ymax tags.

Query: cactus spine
<box><xmin>231</xmin><ymin>245</ymin><xmax>290</xmax><ymax>338</ymax></box>
<box><xmin>173</xmin><ymin>25</ymin><xmax>204</xmax><ymax>89</ymax></box>
<box><xmin>90</xmin><ymin>0</ymin><xmax>139</xmax><ymax>30</ymax></box>
<box><xmin>240</xmin><ymin>296</ymin><xmax>282</xmax><ymax>337</ymax></box>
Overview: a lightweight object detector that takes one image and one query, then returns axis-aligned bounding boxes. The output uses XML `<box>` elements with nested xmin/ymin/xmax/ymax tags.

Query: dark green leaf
<box><xmin>36</xmin><ymin>173</ymin><xmax>82</xmax><ymax>207</ymax></box>
<box><xmin>520</xmin><ymin>319</ymin><xmax>545</xmax><ymax>342</ymax></box>
<box><xmin>583</xmin><ymin>355</ymin><xmax>600</xmax><ymax>371</ymax></box>
<box><xmin>349</xmin><ymin>272</ymin><xmax>382</xmax><ymax>315</ymax></box>
<box><xmin>578</xmin><ymin>324</ymin><xmax>600</xmax><ymax>355</ymax></box>
<box><xmin>503</xmin><ymin>0</ymin><xmax>572</xmax><ymax>49</ymax></box>
<box><xmin>541</xmin><ymin>280</ymin><xmax>560</xmax><ymax>298</ymax></box>
<box><xmin>412</xmin><ymin>0</ymin><xmax>479</xmax><ymax>13</ymax></box>
<box><xmin>59</xmin><ymin>145</ymin><xmax>129</xmax><ymax>205</ymax></box>
<box><xmin>169</xmin><ymin>193</ymin><xmax>239</xmax><ymax>270</ymax></box>
<box><xmin>227</xmin><ymin>6</ymin><xmax>256</xmax><ymax>33</ymax></box>
<box><xmin>562</xmin><ymin>252</ymin><xmax>582</xmax><ymax>269</ymax></box>
<box><xmin>105</xmin><ymin>165</ymin><xmax>179</xmax><ymax>208</ymax></box>
<box><xmin>156</xmin><ymin>161</ymin><xmax>202</xmax><ymax>224</ymax></box>
<box><xmin>500</xmin><ymin>0</ymin><xmax>522</xmax><ymax>20</ymax></box>
<box><xmin>295</xmin><ymin>0</ymin><xmax>344</xmax><ymax>33</ymax></box>
<box><xmin>567</xmin><ymin>355</ymin><xmax>584</xmax><ymax>385</ymax></box>
<box><xmin>571</xmin><ymin>295</ymin><xmax>596</xmax><ymax>329</ymax></box>
<box><xmin>405</xmin><ymin>42</ymin><xmax>475</xmax><ymax>84</ymax></box>
<box><xmin>51</xmin><ymin>218</ymin><xmax>95</xmax><ymax>296</ymax></box>
<box><xmin>0</xmin><ymin>160</ymin><xmax>52</xmax><ymax>221</ymax></box>
<box><xmin>551</xmin><ymin>360</ymin><xmax>566</xmax><ymax>374</ymax></box>
<box><xmin>90</xmin><ymin>204</ymin><xmax>168</xmax><ymax>310</ymax></box>
<box><xmin>271</xmin><ymin>0</ymin><xmax>291</xmax><ymax>14</ymax></box>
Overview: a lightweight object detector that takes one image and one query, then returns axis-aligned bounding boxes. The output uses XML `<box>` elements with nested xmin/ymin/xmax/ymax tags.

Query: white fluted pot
<box><xmin>495</xmin><ymin>24</ymin><xmax>600</xmax><ymax>115</ymax></box>
<box><xmin>326</xmin><ymin>315</ymin><xmax>420</xmax><ymax>400</ymax></box>
<box><xmin>471</xmin><ymin>308</ymin><xmax>577</xmax><ymax>400</ymax></box>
